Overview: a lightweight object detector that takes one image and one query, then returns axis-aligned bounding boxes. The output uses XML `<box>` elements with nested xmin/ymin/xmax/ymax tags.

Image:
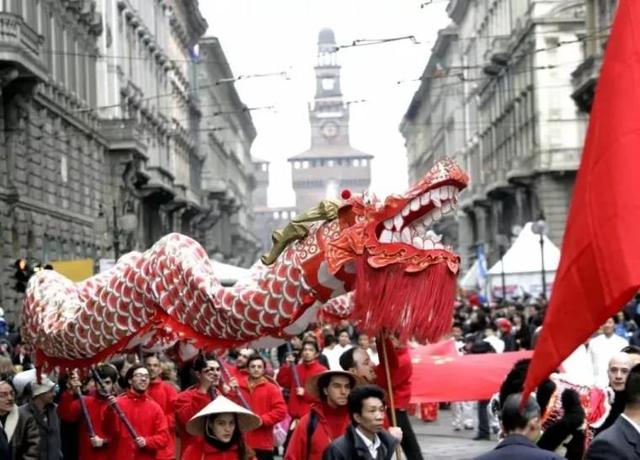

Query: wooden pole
<box><xmin>380</xmin><ymin>333</ymin><xmax>403</xmax><ymax>460</ymax></box>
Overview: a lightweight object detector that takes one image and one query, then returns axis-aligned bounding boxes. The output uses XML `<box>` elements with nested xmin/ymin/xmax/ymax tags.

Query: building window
<box><xmin>273</xmin><ymin>211</ymin><xmax>279</xmax><ymax>219</ymax></box>
<box><xmin>302</xmin><ymin>161</ymin><xmax>309</xmax><ymax>168</ymax></box>
<box><xmin>352</xmin><ymin>159</ymin><xmax>360</xmax><ymax>167</ymax></box>
<box><xmin>322</xmin><ymin>78</ymin><xmax>335</xmax><ymax>90</ymax></box>
<box><xmin>361</xmin><ymin>159</ymin><xmax>368</xmax><ymax>167</ymax></box>
<box><xmin>327</xmin><ymin>159</ymin><xmax>334</xmax><ymax>167</ymax></box>
<box><xmin>293</xmin><ymin>161</ymin><xmax>301</xmax><ymax>169</ymax></box>
<box><xmin>261</xmin><ymin>163</ymin><xmax>268</xmax><ymax>172</ymax></box>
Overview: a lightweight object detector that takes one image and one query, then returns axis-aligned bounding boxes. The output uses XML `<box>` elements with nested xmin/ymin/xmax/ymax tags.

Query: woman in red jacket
<box><xmin>183</xmin><ymin>395</ymin><xmax>261</xmax><ymax>460</ymax></box>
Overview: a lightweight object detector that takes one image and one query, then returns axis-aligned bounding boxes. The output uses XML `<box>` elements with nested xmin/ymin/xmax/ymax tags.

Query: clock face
<box><xmin>321</xmin><ymin>122</ymin><xmax>339</xmax><ymax>138</ymax></box>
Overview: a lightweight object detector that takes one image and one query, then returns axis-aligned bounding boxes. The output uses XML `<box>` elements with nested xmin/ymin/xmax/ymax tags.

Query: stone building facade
<box><xmin>571</xmin><ymin>0</ymin><xmax>617</xmax><ymax>112</ymax></box>
<box><xmin>196</xmin><ymin>36</ymin><xmax>260</xmax><ymax>266</ymax></box>
<box><xmin>400</xmin><ymin>0</ymin><xmax>587</xmax><ymax>270</ymax></box>
<box><xmin>0</xmin><ymin>0</ymin><xmax>259</xmax><ymax>323</ymax></box>
<box><xmin>0</xmin><ymin>0</ymin><xmax>105</xmax><ymax>323</ymax></box>
<box><xmin>95</xmin><ymin>0</ymin><xmax>208</xmax><ymax>254</ymax></box>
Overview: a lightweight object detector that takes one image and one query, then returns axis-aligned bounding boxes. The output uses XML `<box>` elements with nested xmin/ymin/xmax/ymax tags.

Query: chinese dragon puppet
<box><xmin>22</xmin><ymin>159</ymin><xmax>468</xmax><ymax>368</ymax></box>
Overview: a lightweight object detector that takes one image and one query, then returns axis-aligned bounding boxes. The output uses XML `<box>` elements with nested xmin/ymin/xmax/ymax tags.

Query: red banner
<box><xmin>410</xmin><ymin>344</ymin><xmax>532</xmax><ymax>403</ymax></box>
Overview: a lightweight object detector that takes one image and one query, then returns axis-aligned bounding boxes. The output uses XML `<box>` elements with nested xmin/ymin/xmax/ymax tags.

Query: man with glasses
<box><xmin>103</xmin><ymin>364</ymin><xmax>169</xmax><ymax>460</ymax></box>
<box><xmin>58</xmin><ymin>364</ymin><xmax>118</xmax><ymax>460</ymax></box>
<box><xmin>323</xmin><ymin>384</ymin><xmax>400</xmax><ymax>460</ymax></box>
<box><xmin>238</xmin><ymin>354</ymin><xmax>287</xmax><ymax>460</ymax></box>
<box><xmin>0</xmin><ymin>376</ymin><xmax>39</xmax><ymax>459</ymax></box>
<box><xmin>175</xmin><ymin>354</ymin><xmax>223</xmax><ymax>458</ymax></box>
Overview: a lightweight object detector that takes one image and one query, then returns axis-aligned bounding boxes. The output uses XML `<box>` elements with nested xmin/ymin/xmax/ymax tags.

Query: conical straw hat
<box><xmin>186</xmin><ymin>395</ymin><xmax>261</xmax><ymax>436</ymax></box>
<box><xmin>305</xmin><ymin>370</ymin><xmax>364</xmax><ymax>400</ymax></box>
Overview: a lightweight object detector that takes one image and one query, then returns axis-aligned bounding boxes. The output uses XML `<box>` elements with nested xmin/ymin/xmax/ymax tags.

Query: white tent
<box><xmin>211</xmin><ymin>260</ymin><xmax>250</xmax><ymax>286</ymax></box>
<box><xmin>459</xmin><ymin>259</ymin><xmax>486</xmax><ymax>291</ymax></box>
<box><xmin>487</xmin><ymin>222</ymin><xmax>560</xmax><ymax>299</ymax></box>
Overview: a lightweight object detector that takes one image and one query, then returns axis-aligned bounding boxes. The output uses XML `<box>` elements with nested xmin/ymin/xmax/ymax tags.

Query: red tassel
<box><xmin>353</xmin><ymin>256</ymin><xmax>456</xmax><ymax>343</ymax></box>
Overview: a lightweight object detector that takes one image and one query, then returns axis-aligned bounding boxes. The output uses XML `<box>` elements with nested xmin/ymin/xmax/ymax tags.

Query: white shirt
<box><xmin>621</xmin><ymin>414</ymin><xmax>640</xmax><ymax>435</ymax></box>
<box><xmin>561</xmin><ymin>344</ymin><xmax>595</xmax><ymax>386</ymax></box>
<box><xmin>355</xmin><ymin>427</ymin><xmax>381</xmax><ymax>458</ymax></box>
<box><xmin>324</xmin><ymin>344</ymin><xmax>353</xmax><ymax>370</ymax></box>
<box><xmin>588</xmin><ymin>333</ymin><xmax>628</xmax><ymax>387</ymax></box>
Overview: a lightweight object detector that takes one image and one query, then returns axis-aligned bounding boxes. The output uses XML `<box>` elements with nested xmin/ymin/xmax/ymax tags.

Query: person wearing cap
<box><xmin>183</xmin><ymin>395</ymin><xmax>261</xmax><ymax>460</ymax></box>
<box><xmin>102</xmin><ymin>363</ymin><xmax>169</xmax><ymax>460</ymax></box>
<box><xmin>175</xmin><ymin>354</ymin><xmax>225</xmax><ymax>458</ymax></box>
<box><xmin>496</xmin><ymin>319</ymin><xmax>517</xmax><ymax>352</ymax></box>
<box><xmin>57</xmin><ymin>365</ymin><xmax>117</xmax><ymax>460</ymax></box>
<box><xmin>237</xmin><ymin>354</ymin><xmax>286</xmax><ymax>460</ymax></box>
<box><xmin>0</xmin><ymin>375</ymin><xmax>39</xmax><ymax>459</ymax></box>
<box><xmin>145</xmin><ymin>354</ymin><xmax>179</xmax><ymax>460</ymax></box>
<box><xmin>21</xmin><ymin>374</ymin><xmax>62</xmax><ymax>459</ymax></box>
<box><xmin>284</xmin><ymin>370</ymin><xmax>357</xmax><ymax>460</ymax></box>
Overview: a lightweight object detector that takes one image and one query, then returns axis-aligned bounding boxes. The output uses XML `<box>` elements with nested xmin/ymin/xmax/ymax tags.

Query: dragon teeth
<box><xmin>384</xmin><ymin>219</ymin><xmax>393</xmax><ymax>230</ymax></box>
<box><xmin>393</xmin><ymin>214</ymin><xmax>403</xmax><ymax>231</ymax></box>
<box><xmin>420</xmin><ymin>193</ymin><xmax>430</xmax><ymax>206</ymax></box>
<box><xmin>401</xmin><ymin>227</ymin><xmax>412</xmax><ymax>243</ymax></box>
<box><xmin>380</xmin><ymin>230</ymin><xmax>393</xmax><ymax>243</ymax></box>
<box><xmin>401</xmin><ymin>206</ymin><xmax>410</xmax><ymax>217</ymax></box>
<box><xmin>410</xmin><ymin>197</ymin><xmax>420</xmax><ymax>212</ymax></box>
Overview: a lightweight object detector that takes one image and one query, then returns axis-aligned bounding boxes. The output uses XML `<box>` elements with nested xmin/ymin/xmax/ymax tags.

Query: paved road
<box><xmin>412</xmin><ymin>408</ymin><xmax>497</xmax><ymax>460</ymax></box>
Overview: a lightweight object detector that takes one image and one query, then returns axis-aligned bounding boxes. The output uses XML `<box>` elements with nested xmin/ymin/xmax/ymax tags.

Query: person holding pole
<box><xmin>102</xmin><ymin>363</ymin><xmax>169</xmax><ymax>460</ymax></box>
<box><xmin>175</xmin><ymin>354</ymin><xmax>225</xmax><ymax>458</ymax></box>
<box><xmin>58</xmin><ymin>365</ymin><xmax>117</xmax><ymax>460</ymax></box>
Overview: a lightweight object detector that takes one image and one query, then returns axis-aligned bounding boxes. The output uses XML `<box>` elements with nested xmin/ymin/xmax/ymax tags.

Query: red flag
<box><xmin>410</xmin><ymin>348</ymin><xmax>532</xmax><ymax>403</ymax></box>
<box><xmin>523</xmin><ymin>0</ymin><xmax>640</xmax><ymax>398</ymax></box>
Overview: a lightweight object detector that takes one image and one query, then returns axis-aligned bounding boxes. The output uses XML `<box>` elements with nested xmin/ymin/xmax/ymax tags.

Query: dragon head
<box><xmin>328</xmin><ymin>158</ymin><xmax>469</xmax><ymax>342</ymax></box>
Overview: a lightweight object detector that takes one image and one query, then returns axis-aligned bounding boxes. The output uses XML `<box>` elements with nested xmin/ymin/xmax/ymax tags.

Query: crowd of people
<box><xmin>3</xmin><ymin>292</ymin><xmax>640</xmax><ymax>460</ymax></box>
<box><xmin>0</xmin><ymin>319</ymin><xmax>423</xmax><ymax>460</ymax></box>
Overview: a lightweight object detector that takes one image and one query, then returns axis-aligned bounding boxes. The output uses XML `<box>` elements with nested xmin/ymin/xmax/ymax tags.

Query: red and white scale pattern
<box><xmin>22</xmin><ymin>230</ymin><xmax>348</xmax><ymax>364</ymax></box>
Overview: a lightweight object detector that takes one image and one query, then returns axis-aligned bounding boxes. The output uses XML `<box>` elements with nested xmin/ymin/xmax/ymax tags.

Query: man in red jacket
<box><xmin>239</xmin><ymin>354</ymin><xmax>287</xmax><ymax>460</ymax></box>
<box><xmin>284</xmin><ymin>370</ymin><xmax>358</xmax><ymax>460</ymax></box>
<box><xmin>276</xmin><ymin>339</ymin><xmax>327</xmax><ymax>421</ymax></box>
<box><xmin>102</xmin><ymin>363</ymin><xmax>169</xmax><ymax>460</ymax></box>
<box><xmin>145</xmin><ymin>354</ymin><xmax>178</xmax><ymax>460</ymax></box>
<box><xmin>174</xmin><ymin>354</ymin><xmax>223</xmax><ymax>458</ymax></box>
<box><xmin>58</xmin><ymin>364</ymin><xmax>117</xmax><ymax>460</ymax></box>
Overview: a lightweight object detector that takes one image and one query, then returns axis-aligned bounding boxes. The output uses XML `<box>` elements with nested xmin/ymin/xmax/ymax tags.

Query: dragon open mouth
<box><xmin>377</xmin><ymin>184</ymin><xmax>461</xmax><ymax>251</ymax></box>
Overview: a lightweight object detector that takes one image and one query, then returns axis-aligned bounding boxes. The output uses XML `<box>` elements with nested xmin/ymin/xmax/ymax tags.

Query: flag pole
<box><xmin>379</xmin><ymin>333</ymin><xmax>403</xmax><ymax>460</ymax></box>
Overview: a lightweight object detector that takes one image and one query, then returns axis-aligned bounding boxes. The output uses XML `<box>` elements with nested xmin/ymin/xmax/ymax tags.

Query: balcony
<box><xmin>0</xmin><ymin>13</ymin><xmax>47</xmax><ymax>81</ymax></box>
<box><xmin>99</xmin><ymin>118</ymin><xmax>148</xmax><ymax>158</ymax></box>
<box><xmin>483</xmin><ymin>166</ymin><xmax>512</xmax><ymax>197</ymax></box>
<box><xmin>537</xmin><ymin>148</ymin><xmax>581</xmax><ymax>172</ymax></box>
<box><xmin>571</xmin><ymin>55</ymin><xmax>603</xmax><ymax>113</ymax></box>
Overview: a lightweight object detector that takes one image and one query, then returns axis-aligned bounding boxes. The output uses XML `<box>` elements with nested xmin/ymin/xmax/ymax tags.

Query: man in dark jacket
<box><xmin>22</xmin><ymin>376</ymin><xmax>61</xmax><ymax>460</ymax></box>
<box><xmin>323</xmin><ymin>384</ymin><xmax>399</xmax><ymax>460</ymax></box>
<box><xmin>474</xmin><ymin>393</ymin><xmax>562</xmax><ymax>460</ymax></box>
<box><xmin>0</xmin><ymin>377</ymin><xmax>39</xmax><ymax>459</ymax></box>
<box><xmin>586</xmin><ymin>363</ymin><xmax>640</xmax><ymax>459</ymax></box>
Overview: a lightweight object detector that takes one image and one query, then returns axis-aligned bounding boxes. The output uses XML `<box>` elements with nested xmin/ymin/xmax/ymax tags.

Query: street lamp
<box><xmin>531</xmin><ymin>215</ymin><xmax>549</xmax><ymax>300</ymax></box>
<box><xmin>495</xmin><ymin>234</ymin><xmax>509</xmax><ymax>301</ymax></box>
<box><xmin>94</xmin><ymin>202</ymin><xmax>138</xmax><ymax>260</ymax></box>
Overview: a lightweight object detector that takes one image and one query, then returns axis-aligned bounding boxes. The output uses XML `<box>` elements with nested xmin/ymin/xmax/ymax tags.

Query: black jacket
<box><xmin>474</xmin><ymin>434</ymin><xmax>563</xmax><ymax>460</ymax></box>
<box><xmin>586</xmin><ymin>415</ymin><xmax>640</xmax><ymax>460</ymax></box>
<box><xmin>322</xmin><ymin>425</ymin><xmax>399</xmax><ymax>460</ymax></box>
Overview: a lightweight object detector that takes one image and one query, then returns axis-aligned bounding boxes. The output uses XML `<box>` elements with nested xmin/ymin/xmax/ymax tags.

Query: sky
<box><xmin>199</xmin><ymin>0</ymin><xmax>451</xmax><ymax>207</ymax></box>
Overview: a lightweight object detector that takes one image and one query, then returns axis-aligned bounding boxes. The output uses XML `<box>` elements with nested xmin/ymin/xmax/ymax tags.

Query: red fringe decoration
<box><xmin>353</xmin><ymin>256</ymin><xmax>457</xmax><ymax>343</ymax></box>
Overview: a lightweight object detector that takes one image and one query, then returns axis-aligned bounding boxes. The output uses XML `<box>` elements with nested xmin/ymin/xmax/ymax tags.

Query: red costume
<box><xmin>147</xmin><ymin>379</ymin><xmax>178</xmax><ymax>460</ymax></box>
<box><xmin>284</xmin><ymin>402</ymin><xmax>350</xmax><ymax>460</ymax></box>
<box><xmin>58</xmin><ymin>391</ymin><xmax>113</xmax><ymax>460</ymax></box>
<box><xmin>238</xmin><ymin>377</ymin><xmax>287</xmax><ymax>452</ymax></box>
<box><xmin>174</xmin><ymin>385</ymin><xmax>217</xmax><ymax>458</ymax></box>
<box><xmin>182</xmin><ymin>438</ymin><xmax>254</xmax><ymax>460</ymax></box>
<box><xmin>102</xmin><ymin>390</ymin><xmax>169</xmax><ymax>460</ymax></box>
<box><xmin>276</xmin><ymin>359</ymin><xmax>327</xmax><ymax>419</ymax></box>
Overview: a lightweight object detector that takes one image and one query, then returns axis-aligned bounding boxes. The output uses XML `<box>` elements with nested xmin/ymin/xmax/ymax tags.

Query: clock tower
<box><xmin>288</xmin><ymin>28</ymin><xmax>372</xmax><ymax>211</ymax></box>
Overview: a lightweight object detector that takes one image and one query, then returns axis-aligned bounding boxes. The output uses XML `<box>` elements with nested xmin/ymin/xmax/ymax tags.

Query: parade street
<box><xmin>413</xmin><ymin>411</ymin><xmax>496</xmax><ymax>460</ymax></box>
